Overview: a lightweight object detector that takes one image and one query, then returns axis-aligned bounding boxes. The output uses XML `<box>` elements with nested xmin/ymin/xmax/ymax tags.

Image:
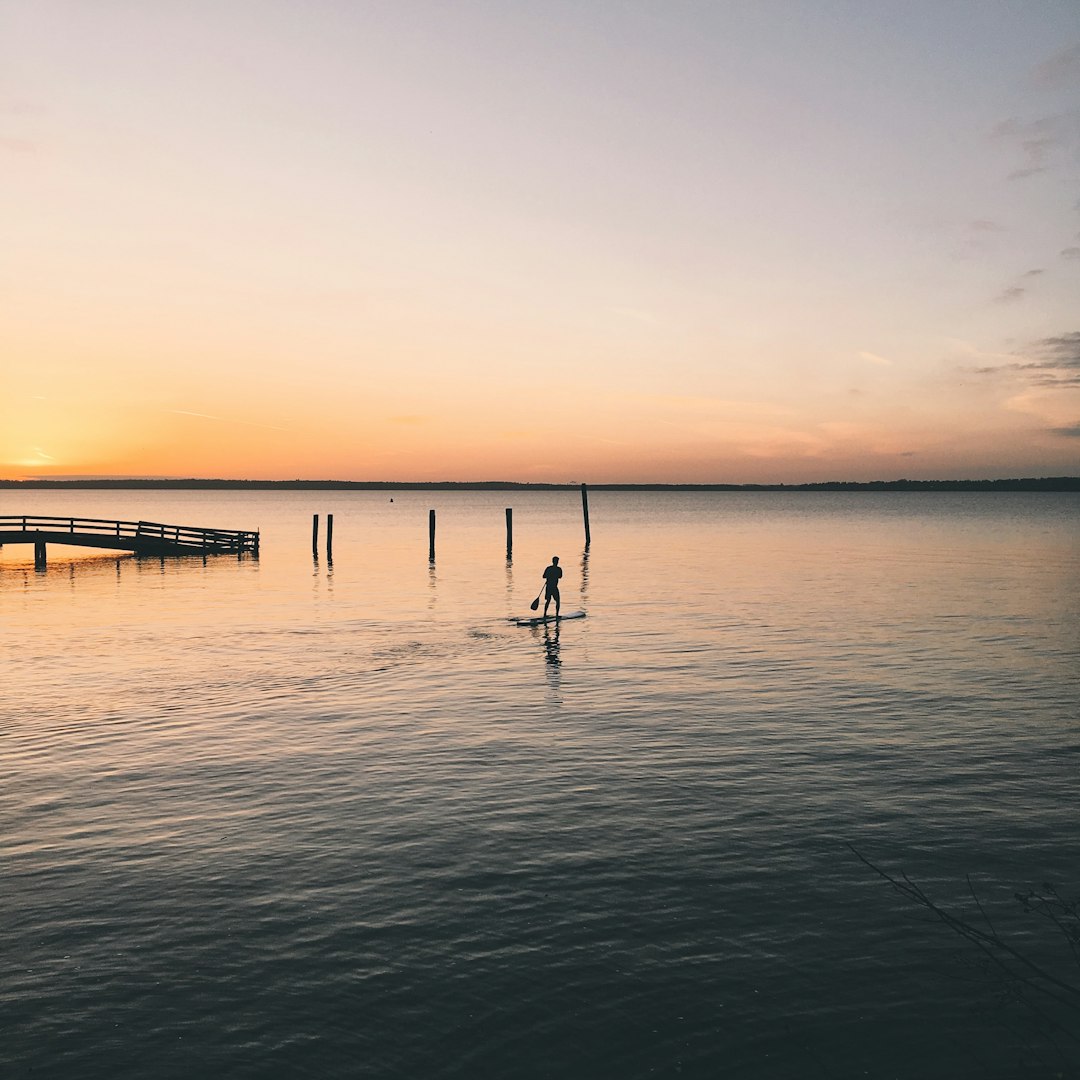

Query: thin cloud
<box><xmin>0</xmin><ymin>136</ymin><xmax>35</xmax><ymax>154</ymax></box>
<box><xmin>947</xmin><ymin>338</ymin><xmax>1016</xmax><ymax>365</ymax></box>
<box><xmin>969</xmin><ymin>219</ymin><xmax>1005</xmax><ymax>233</ymax></box>
<box><xmin>1050</xmin><ymin>423</ymin><xmax>1080</xmax><ymax>437</ymax></box>
<box><xmin>1022</xmin><ymin>268</ymin><xmax>1045</xmax><ymax>277</ymax></box>
<box><xmin>974</xmin><ymin>332</ymin><xmax>1080</xmax><ymax>388</ymax></box>
<box><xmin>993</xmin><ymin>285</ymin><xmax>1026</xmax><ymax>304</ymax></box>
<box><xmin>1033</xmin><ymin>43</ymin><xmax>1080</xmax><ymax>88</ymax></box>
<box><xmin>1061</xmin><ymin>247</ymin><xmax>1080</xmax><ymax>259</ymax></box>
<box><xmin>993</xmin><ymin>112</ymin><xmax>1080</xmax><ymax>180</ymax></box>
<box><xmin>0</xmin><ymin>99</ymin><xmax>43</xmax><ymax>116</ymax></box>
<box><xmin>611</xmin><ymin>306</ymin><xmax>659</xmax><ymax>326</ymax></box>
<box><xmin>168</xmin><ymin>409</ymin><xmax>289</xmax><ymax>432</ymax></box>
<box><xmin>1041</xmin><ymin>332</ymin><xmax>1080</xmax><ymax>365</ymax></box>
<box><xmin>859</xmin><ymin>351</ymin><xmax>892</xmax><ymax>366</ymax></box>
<box><xmin>625</xmin><ymin>394</ymin><xmax>796</xmax><ymax>418</ymax></box>
<box><xmin>32</xmin><ymin>447</ymin><xmax>56</xmax><ymax>461</ymax></box>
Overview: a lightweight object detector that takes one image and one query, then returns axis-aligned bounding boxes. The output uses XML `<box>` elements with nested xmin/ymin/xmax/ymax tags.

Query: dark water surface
<box><xmin>3</xmin><ymin>491</ymin><xmax>1079</xmax><ymax>1078</ymax></box>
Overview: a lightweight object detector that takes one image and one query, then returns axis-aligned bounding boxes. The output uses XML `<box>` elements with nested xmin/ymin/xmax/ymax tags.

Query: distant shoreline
<box><xmin>2</xmin><ymin>477</ymin><xmax>1079</xmax><ymax>492</ymax></box>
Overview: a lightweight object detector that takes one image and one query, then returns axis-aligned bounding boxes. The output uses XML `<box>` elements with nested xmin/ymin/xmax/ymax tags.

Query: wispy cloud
<box><xmin>993</xmin><ymin>285</ymin><xmax>1026</xmax><ymax>304</ymax></box>
<box><xmin>1061</xmin><ymin>246</ymin><xmax>1080</xmax><ymax>260</ymax></box>
<box><xmin>1050</xmin><ymin>422</ymin><xmax>1080</xmax><ymax>437</ymax></box>
<box><xmin>625</xmin><ymin>394</ymin><xmax>796</xmax><ymax>418</ymax></box>
<box><xmin>973</xmin><ymin>331</ymin><xmax>1080</xmax><ymax>387</ymax></box>
<box><xmin>993</xmin><ymin>112</ymin><xmax>1080</xmax><ymax>180</ymax></box>
<box><xmin>611</xmin><ymin>306</ymin><xmax>659</xmax><ymax>326</ymax></box>
<box><xmin>859</xmin><ymin>351</ymin><xmax>892</xmax><ymax>366</ymax></box>
<box><xmin>1033</xmin><ymin>43</ymin><xmax>1080</xmax><ymax>88</ymax></box>
<box><xmin>32</xmin><ymin>447</ymin><xmax>55</xmax><ymax>461</ymax></box>
<box><xmin>0</xmin><ymin>136</ymin><xmax>35</xmax><ymax>154</ymax></box>
<box><xmin>947</xmin><ymin>339</ymin><xmax>1005</xmax><ymax>357</ymax></box>
<box><xmin>993</xmin><ymin>267</ymin><xmax>1053</xmax><ymax>304</ymax></box>
<box><xmin>168</xmin><ymin>409</ymin><xmax>289</xmax><ymax>432</ymax></box>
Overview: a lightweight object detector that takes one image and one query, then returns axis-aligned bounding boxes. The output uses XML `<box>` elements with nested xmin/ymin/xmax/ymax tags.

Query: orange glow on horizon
<box><xmin>3</xmin><ymin>6</ymin><xmax>1079</xmax><ymax>485</ymax></box>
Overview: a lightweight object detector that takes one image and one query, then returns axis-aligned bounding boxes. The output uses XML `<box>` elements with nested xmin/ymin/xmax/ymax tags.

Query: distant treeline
<box><xmin>2</xmin><ymin>477</ymin><xmax>1079</xmax><ymax>492</ymax></box>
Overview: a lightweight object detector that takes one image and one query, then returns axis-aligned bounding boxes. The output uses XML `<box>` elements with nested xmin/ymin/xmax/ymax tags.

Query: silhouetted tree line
<box><xmin>3</xmin><ymin>477</ymin><xmax>1079</xmax><ymax>491</ymax></box>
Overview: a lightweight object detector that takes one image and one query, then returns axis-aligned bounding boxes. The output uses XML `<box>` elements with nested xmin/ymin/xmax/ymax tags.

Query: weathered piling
<box><xmin>326</xmin><ymin>513</ymin><xmax>334</xmax><ymax>559</ymax></box>
<box><xmin>312</xmin><ymin>514</ymin><xmax>319</xmax><ymax>557</ymax></box>
<box><xmin>581</xmin><ymin>483</ymin><xmax>591</xmax><ymax>548</ymax></box>
<box><xmin>35</xmin><ymin>540</ymin><xmax>47</xmax><ymax>569</ymax></box>
<box><xmin>429</xmin><ymin>509</ymin><xmax>436</xmax><ymax>562</ymax></box>
<box><xmin>505</xmin><ymin>507</ymin><xmax>513</xmax><ymax>559</ymax></box>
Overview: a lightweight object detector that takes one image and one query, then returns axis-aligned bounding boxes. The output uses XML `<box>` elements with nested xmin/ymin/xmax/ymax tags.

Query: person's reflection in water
<box><xmin>541</xmin><ymin>620</ymin><xmax>561</xmax><ymax>696</ymax></box>
<box><xmin>542</xmin><ymin>621</ymin><xmax>561</xmax><ymax>666</ymax></box>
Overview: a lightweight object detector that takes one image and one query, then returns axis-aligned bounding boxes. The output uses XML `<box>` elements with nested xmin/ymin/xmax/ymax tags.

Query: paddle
<box><xmin>530</xmin><ymin>587</ymin><xmax>544</xmax><ymax>611</ymax></box>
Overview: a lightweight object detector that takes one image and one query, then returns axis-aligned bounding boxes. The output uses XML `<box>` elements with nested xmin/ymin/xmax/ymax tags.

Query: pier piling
<box><xmin>429</xmin><ymin>509</ymin><xmax>436</xmax><ymax>562</ymax></box>
<box><xmin>581</xmin><ymin>483</ymin><xmax>591</xmax><ymax>549</ymax></box>
<box><xmin>506</xmin><ymin>508</ymin><xmax>513</xmax><ymax>559</ymax></box>
<box><xmin>326</xmin><ymin>513</ymin><xmax>334</xmax><ymax>559</ymax></box>
<box><xmin>312</xmin><ymin>514</ymin><xmax>319</xmax><ymax>557</ymax></box>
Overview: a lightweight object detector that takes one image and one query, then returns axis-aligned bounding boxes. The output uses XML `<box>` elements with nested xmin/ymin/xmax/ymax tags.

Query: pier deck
<box><xmin>0</xmin><ymin>515</ymin><xmax>259</xmax><ymax>567</ymax></box>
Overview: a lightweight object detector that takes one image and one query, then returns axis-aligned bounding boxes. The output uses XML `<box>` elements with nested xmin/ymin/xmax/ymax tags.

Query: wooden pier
<box><xmin>0</xmin><ymin>515</ymin><xmax>259</xmax><ymax>568</ymax></box>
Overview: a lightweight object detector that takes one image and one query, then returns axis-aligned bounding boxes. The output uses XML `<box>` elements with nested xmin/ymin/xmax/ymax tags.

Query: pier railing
<box><xmin>0</xmin><ymin>515</ymin><xmax>259</xmax><ymax>556</ymax></box>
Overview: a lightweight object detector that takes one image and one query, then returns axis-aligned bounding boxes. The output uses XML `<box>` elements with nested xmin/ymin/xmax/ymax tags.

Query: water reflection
<box><xmin>540</xmin><ymin>620</ymin><xmax>561</xmax><ymax>698</ymax></box>
<box><xmin>311</xmin><ymin>554</ymin><xmax>334</xmax><ymax>597</ymax></box>
<box><xmin>580</xmin><ymin>546</ymin><xmax>590</xmax><ymax>603</ymax></box>
<box><xmin>541</xmin><ymin>621</ymin><xmax>561</xmax><ymax>667</ymax></box>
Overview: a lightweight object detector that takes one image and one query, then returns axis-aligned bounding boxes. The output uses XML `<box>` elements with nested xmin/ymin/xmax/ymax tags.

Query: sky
<box><xmin>2</xmin><ymin>0</ymin><xmax>1079</xmax><ymax>483</ymax></box>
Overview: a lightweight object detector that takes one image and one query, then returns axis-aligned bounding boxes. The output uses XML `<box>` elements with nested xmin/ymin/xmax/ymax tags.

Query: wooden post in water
<box><xmin>581</xmin><ymin>483</ymin><xmax>591</xmax><ymax>549</ymax></box>
<box><xmin>312</xmin><ymin>514</ymin><xmax>319</xmax><ymax>557</ymax></box>
<box><xmin>428</xmin><ymin>509</ymin><xmax>436</xmax><ymax>562</ymax></box>
<box><xmin>505</xmin><ymin>508</ymin><xmax>513</xmax><ymax>559</ymax></box>
<box><xmin>34</xmin><ymin>540</ymin><xmax>47</xmax><ymax>569</ymax></box>
<box><xmin>326</xmin><ymin>514</ymin><xmax>334</xmax><ymax>559</ymax></box>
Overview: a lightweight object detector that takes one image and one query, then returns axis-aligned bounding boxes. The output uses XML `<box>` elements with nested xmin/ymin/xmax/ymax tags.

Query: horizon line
<box><xmin>2</xmin><ymin>476</ymin><xmax>1079</xmax><ymax>492</ymax></box>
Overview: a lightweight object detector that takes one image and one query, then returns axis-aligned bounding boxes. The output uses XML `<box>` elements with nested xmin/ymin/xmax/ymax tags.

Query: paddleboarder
<box><xmin>542</xmin><ymin>556</ymin><xmax>562</xmax><ymax>618</ymax></box>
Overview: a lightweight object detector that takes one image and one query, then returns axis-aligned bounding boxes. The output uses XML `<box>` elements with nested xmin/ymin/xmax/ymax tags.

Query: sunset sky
<box><xmin>3</xmin><ymin>1</ymin><xmax>1079</xmax><ymax>483</ymax></box>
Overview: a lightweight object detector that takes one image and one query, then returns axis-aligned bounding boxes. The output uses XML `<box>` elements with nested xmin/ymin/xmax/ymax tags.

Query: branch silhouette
<box><xmin>848</xmin><ymin>843</ymin><xmax>1080</xmax><ymax>1067</ymax></box>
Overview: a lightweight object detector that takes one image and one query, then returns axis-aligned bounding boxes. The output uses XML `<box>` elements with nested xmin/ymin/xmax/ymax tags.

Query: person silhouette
<box><xmin>542</xmin><ymin>556</ymin><xmax>562</xmax><ymax>618</ymax></box>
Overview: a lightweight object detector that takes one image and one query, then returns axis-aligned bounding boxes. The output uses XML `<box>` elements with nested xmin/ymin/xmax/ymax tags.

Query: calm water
<box><xmin>3</xmin><ymin>490</ymin><xmax>1079</xmax><ymax>1079</ymax></box>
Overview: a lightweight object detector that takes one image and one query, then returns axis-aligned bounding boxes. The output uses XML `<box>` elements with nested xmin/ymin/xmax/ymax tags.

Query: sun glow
<box><xmin>3</xmin><ymin>5</ymin><xmax>1078</xmax><ymax>482</ymax></box>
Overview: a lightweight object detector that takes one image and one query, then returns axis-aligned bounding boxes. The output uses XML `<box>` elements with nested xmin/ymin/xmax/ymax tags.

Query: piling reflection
<box><xmin>311</xmin><ymin>553</ymin><xmax>334</xmax><ymax>596</ymax></box>
<box><xmin>580</xmin><ymin>546</ymin><xmax>590</xmax><ymax>603</ymax></box>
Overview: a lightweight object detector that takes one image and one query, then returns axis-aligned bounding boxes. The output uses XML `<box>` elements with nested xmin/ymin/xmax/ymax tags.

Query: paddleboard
<box><xmin>512</xmin><ymin>610</ymin><xmax>586</xmax><ymax>626</ymax></box>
